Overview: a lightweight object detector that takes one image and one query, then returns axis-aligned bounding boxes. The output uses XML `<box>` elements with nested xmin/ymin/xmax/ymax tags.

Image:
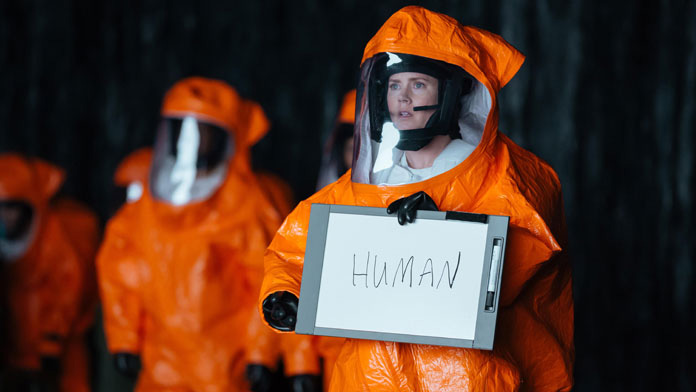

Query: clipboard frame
<box><xmin>296</xmin><ymin>203</ymin><xmax>509</xmax><ymax>350</ymax></box>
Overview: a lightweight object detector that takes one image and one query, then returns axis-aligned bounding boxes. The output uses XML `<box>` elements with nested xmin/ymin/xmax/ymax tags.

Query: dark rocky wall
<box><xmin>1</xmin><ymin>1</ymin><xmax>694</xmax><ymax>390</ymax></box>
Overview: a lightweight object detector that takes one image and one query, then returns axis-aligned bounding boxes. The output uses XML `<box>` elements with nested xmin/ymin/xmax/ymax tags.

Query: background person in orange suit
<box><xmin>260</xmin><ymin>6</ymin><xmax>574</xmax><ymax>392</ymax></box>
<box><xmin>110</xmin><ymin>148</ymin><xmax>320</xmax><ymax>392</ymax></box>
<box><xmin>97</xmin><ymin>76</ymin><xmax>318</xmax><ymax>392</ymax></box>
<box><xmin>315</xmin><ymin>90</ymin><xmax>357</xmax><ymax>191</ymax></box>
<box><xmin>0</xmin><ymin>154</ymin><xmax>98</xmax><ymax>392</ymax></box>
<box><xmin>109</xmin><ymin>147</ymin><xmax>320</xmax><ymax>392</ymax></box>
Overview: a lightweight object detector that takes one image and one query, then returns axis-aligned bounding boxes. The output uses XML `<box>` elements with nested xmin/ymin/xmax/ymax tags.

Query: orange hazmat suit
<box><xmin>260</xmin><ymin>7</ymin><xmax>573</xmax><ymax>392</ymax></box>
<box><xmin>112</xmin><ymin>149</ymin><xmax>319</xmax><ymax>384</ymax></box>
<box><xmin>0</xmin><ymin>154</ymin><xmax>98</xmax><ymax>392</ymax></box>
<box><xmin>97</xmin><ymin>77</ymin><xmax>313</xmax><ymax>391</ymax></box>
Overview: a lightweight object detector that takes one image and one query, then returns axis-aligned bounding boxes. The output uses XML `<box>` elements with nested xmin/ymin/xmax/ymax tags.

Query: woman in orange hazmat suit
<box><xmin>260</xmin><ymin>6</ymin><xmax>574</xmax><ymax>392</ymax></box>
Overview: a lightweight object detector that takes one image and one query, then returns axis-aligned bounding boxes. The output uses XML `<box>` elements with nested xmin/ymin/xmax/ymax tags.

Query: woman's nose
<box><xmin>398</xmin><ymin>90</ymin><xmax>411</xmax><ymax>103</ymax></box>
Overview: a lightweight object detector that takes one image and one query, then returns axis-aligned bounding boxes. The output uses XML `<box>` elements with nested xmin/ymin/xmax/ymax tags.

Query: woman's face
<box><xmin>386</xmin><ymin>72</ymin><xmax>439</xmax><ymax>130</ymax></box>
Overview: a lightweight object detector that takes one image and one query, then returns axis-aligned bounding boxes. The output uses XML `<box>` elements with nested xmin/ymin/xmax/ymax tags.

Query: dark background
<box><xmin>1</xmin><ymin>0</ymin><xmax>695</xmax><ymax>391</ymax></box>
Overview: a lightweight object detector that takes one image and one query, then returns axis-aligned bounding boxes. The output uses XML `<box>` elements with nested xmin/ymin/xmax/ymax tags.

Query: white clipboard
<box><xmin>296</xmin><ymin>204</ymin><xmax>509</xmax><ymax>350</ymax></box>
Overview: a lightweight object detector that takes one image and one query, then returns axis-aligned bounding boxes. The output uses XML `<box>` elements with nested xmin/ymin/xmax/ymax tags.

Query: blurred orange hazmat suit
<box><xmin>260</xmin><ymin>6</ymin><xmax>574</xmax><ymax>392</ymax></box>
<box><xmin>111</xmin><ymin>148</ymin><xmax>320</xmax><ymax>389</ymax></box>
<box><xmin>0</xmin><ymin>154</ymin><xmax>99</xmax><ymax>392</ymax></box>
<box><xmin>98</xmin><ymin>77</ymin><xmax>316</xmax><ymax>391</ymax></box>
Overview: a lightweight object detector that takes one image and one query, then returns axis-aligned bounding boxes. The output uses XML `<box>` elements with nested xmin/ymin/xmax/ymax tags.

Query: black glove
<box><xmin>113</xmin><ymin>352</ymin><xmax>141</xmax><ymax>378</ymax></box>
<box><xmin>262</xmin><ymin>291</ymin><xmax>298</xmax><ymax>332</ymax></box>
<box><xmin>289</xmin><ymin>374</ymin><xmax>321</xmax><ymax>392</ymax></box>
<box><xmin>386</xmin><ymin>191</ymin><xmax>438</xmax><ymax>225</ymax></box>
<box><xmin>245</xmin><ymin>364</ymin><xmax>273</xmax><ymax>392</ymax></box>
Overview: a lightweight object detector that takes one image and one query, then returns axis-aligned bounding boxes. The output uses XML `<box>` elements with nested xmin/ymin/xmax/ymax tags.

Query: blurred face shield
<box><xmin>150</xmin><ymin>116</ymin><xmax>234</xmax><ymax>206</ymax></box>
<box><xmin>0</xmin><ymin>199</ymin><xmax>36</xmax><ymax>262</ymax></box>
<box><xmin>316</xmin><ymin>122</ymin><xmax>355</xmax><ymax>190</ymax></box>
<box><xmin>351</xmin><ymin>52</ymin><xmax>492</xmax><ymax>185</ymax></box>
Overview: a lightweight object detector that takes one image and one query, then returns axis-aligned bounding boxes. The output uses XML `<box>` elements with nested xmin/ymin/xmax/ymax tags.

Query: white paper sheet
<box><xmin>314</xmin><ymin>212</ymin><xmax>488</xmax><ymax>340</ymax></box>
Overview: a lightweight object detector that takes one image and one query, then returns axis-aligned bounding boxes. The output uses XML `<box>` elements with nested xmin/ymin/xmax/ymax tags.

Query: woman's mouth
<box><xmin>399</xmin><ymin>111</ymin><xmax>412</xmax><ymax>117</ymax></box>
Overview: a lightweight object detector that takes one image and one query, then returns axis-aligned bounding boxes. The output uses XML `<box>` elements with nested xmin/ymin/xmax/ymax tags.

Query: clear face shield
<box><xmin>150</xmin><ymin>116</ymin><xmax>234</xmax><ymax>206</ymax></box>
<box><xmin>0</xmin><ymin>199</ymin><xmax>37</xmax><ymax>263</ymax></box>
<box><xmin>351</xmin><ymin>52</ymin><xmax>492</xmax><ymax>185</ymax></box>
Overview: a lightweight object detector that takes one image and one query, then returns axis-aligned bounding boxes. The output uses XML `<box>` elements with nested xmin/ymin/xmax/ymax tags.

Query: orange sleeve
<box><xmin>503</xmin><ymin>188</ymin><xmax>566</xmax><ymax>308</ymax></box>
<box><xmin>256</xmin><ymin>201</ymin><xmax>323</xmax><ymax>375</ymax></box>
<box><xmin>243</xmin><ymin>233</ymin><xmax>283</xmax><ymax>369</ymax></box>
<box><xmin>491</xmin><ymin>140</ymin><xmax>567</xmax><ymax>308</ymax></box>
<box><xmin>96</xmin><ymin>213</ymin><xmax>144</xmax><ymax>354</ymax></box>
<box><xmin>258</xmin><ymin>200</ymin><xmax>313</xmax><ymax>323</ymax></box>
<box><xmin>497</xmin><ymin>225</ymin><xmax>558</xmax><ymax>307</ymax></box>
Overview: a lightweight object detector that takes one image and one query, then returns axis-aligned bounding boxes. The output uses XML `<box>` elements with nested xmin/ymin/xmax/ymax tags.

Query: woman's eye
<box><xmin>389</xmin><ymin>83</ymin><xmax>399</xmax><ymax>90</ymax></box>
<box><xmin>414</xmin><ymin>82</ymin><xmax>424</xmax><ymax>89</ymax></box>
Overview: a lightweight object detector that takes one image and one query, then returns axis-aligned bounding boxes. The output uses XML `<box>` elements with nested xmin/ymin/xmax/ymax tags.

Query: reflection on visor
<box><xmin>372</xmin><ymin>122</ymin><xmax>400</xmax><ymax>173</ymax></box>
<box><xmin>386</xmin><ymin>52</ymin><xmax>402</xmax><ymax>67</ymax></box>
<box><xmin>169</xmin><ymin>117</ymin><xmax>200</xmax><ymax>205</ymax></box>
<box><xmin>166</xmin><ymin>117</ymin><xmax>230</xmax><ymax>170</ymax></box>
<box><xmin>150</xmin><ymin>116</ymin><xmax>233</xmax><ymax>206</ymax></box>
